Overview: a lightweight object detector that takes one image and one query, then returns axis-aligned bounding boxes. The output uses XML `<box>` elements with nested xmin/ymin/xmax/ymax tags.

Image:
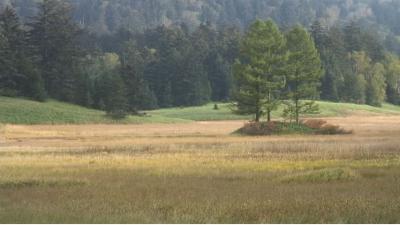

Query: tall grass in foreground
<box><xmin>1</xmin><ymin>138</ymin><xmax>400</xmax><ymax>223</ymax></box>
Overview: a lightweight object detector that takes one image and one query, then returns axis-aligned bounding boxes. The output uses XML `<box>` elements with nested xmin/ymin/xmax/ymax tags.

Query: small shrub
<box><xmin>132</xmin><ymin>111</ymin><xmax>148</xmax><ymax>117</ymax></box>
<box><xmin>107</xmin><ymin>110</ymin><xmax>128</xmax><ymax>119</ymax></box>
<box><xmin>0</xmin><ymin>88</ymin><xmax>19</xmax><ymax>97</ymax></box>
<box><xmin>235</xmin><ymin>122</ymin><xmax>278</xmax><ymax>136</ymax></box>
<box><xmin>213</xmin><ymin>104</ymin><xmax>219</xmax><ymax>110</ymax></box>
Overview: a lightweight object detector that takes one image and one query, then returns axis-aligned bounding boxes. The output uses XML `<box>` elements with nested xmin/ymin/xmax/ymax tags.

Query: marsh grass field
<box><xmin>0</xmin><ymin>114</ymin><xmax>400</xmax><ymax>223</ymax></box>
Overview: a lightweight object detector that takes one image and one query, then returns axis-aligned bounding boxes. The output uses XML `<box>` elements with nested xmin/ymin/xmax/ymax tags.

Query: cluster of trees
<box><xmin>1</xmin><ymin>0</ymin><xmax>400</xmax><ymax>119</ymax></box>
<box><xmin>0</xmin><ymin>0</ymin><xmax>240</xmax><ymax>117</ymax></box>
<box><xmin>83</xmin><ymin>23</ymin><xmax>241</xmax><ymax>115</ymax></box>
<box><xmin>87</xmin><ymin>23</ymin><xmax>240</xmax><ymax>116</ymax></box>
<box><xmin>311</xmin><ymin>21</ymin><xmax>400</xmax><ymax>106</ymax></box>
<box><xmin>0</xmin><ymin>5</ymin><xmax>47</xmax><ymax>101</ymax></box>
<box><xmin>233</xmin><ymin>20</ymin><xmax>322</xmax><ymax>123</ymax></box>
<box><xmin>234</xmin><ymin>19</ymin><xmax>400</xmax><ymax>123</ymax></box>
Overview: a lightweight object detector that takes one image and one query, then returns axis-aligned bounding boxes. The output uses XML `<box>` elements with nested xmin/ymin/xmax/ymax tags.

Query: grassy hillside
<box><xmin>1</xmin><ymin>96</ymin><xmax>400</xmax><ymax>124</ymax></box>
<box><xmin>148</xmin><ymin>103</ymin><xmax>251</xmax><ymax>121</ymax></box>
<box><xmin>149</xmin><ymin>101</ymin><xmax>400</xmax><ymax>121</ymax></box>
<box><xmin>313</xmin><ymin>101</ymin><xmax>400</xmax><ymax>117</ymax></box>
<box><xmin>0</xmin><ymin>97</ymin><xmax>188</xmax><ymax>124</ymax></box>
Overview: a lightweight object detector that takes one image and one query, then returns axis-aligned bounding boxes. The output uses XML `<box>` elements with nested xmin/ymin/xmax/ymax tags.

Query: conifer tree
<box><xmin>28</xmin><ymin>0</ymin><xmax>82</xmax><ymax>101</ymax></box>
<box><xmin>348</xmin><ymin>51</ymin><xmax>370</xmax><ymax>104</ymax></box>
<box><xmin>366</xmin><ymin>63</ymin><xmax>386</xmax><ymax>107</ymax></box>
<box><xmin>310</xmin><ymin>20</ymin><xmax>326</xmax><ymax>51</ymax></box>
<box><xmin>285</xmin><ymin>25</ymin><xmax>323</xmax><ymax>123</ymax></box>
<box><xmin>232</xmin><ymin>20</ymin><xmax>287</xmax><ymax>122</ymax></box>
<box><xmin>383</xmin><ymin>53</ymin><xmax>400</xmax><ymax>105</ymax></box>
<box><xmin>344</xmin><ymin>21</ymin><xmax>363</xmax><ymax>52</ymax></box>
<box><xmin>0</xmin><ymin>27</ymin><xmax>9</xmax><ymax>94</ymax></box>
<box><xmin>120</xmin><ymin>40</ymin><xmax>157</xmax><ymax>111</ymax></box>
<box><xmin>0</xmin><ymin>6</ymin><xmax>25</xmax><ymax>96</ymax></box>
<box><xmin>105</xmin><ymin>74</ymin><xmax>128</xmax><ymax>119</ymax></box>
<box><xmin>0</xmin><ymin>6</ymin><xmax>47</xmax><ymax>100</ymax></box>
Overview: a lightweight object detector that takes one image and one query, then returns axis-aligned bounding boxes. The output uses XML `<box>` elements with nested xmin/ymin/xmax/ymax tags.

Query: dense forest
<box><xmin>3</xmin><ymin>0</ymin><xmax>400</xmax><ymax>36</ymax></box>
<box><xmin>1</xmin><ymin>0</ymin><xmax>400</xmax><ymax>118</ymax></box>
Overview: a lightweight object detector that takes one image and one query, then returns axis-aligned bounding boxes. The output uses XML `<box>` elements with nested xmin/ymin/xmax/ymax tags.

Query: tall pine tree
<box><xmin>28</xmin><ymin>0</ymin><xmax>82</xmax><ymax>102</ymax></box>
<box><xmin>0</xmin><ymin>6</ymin><xmax>46</xmax><ymax>100</ymax></box>
<box><xmin>232</xmin><ymin>20</ymin><xmax>287</xmax><ymax>122</ymax></box>
<box><xmin>366</xmin><ymin>63</ymin><xmax>386</xmax><ymax>107</ymax></box>
<box><xmin>383</xmin><ymin>53</ymin><xmax>400</xmax><ymax>105</ymax></box>
<box><xmin>285</xmin><ymin>25</ymin><xmax>322</xmax><ymax>123</ymax></box>
<box><xmin>120</xmin><ymin>40</ymin><xmax>157</xmax><ymax>111</ymax></box>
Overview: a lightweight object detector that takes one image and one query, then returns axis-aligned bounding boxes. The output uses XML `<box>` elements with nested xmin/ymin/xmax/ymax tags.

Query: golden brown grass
<box><xmin>1</xmin><ymin>116</ymin><xmax>400</xmax><ymax>223</ymax></box>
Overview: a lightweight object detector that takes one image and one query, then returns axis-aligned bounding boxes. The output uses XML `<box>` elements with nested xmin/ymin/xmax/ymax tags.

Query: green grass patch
<box><xmin>149</xmin><ymin>101</ymin><xmax>400</xmax><ymax>121</ymax></box>
<box><xmin>147</xmin><ymin>103</ymin><xmax>251</xmax><ymax>121</ymax></box>
<box><xmin>277</xmin><ymin>122</ymin><xmax>315</xmax><ymax>134</ymax></box>
<box><xmin>316</xmin><ymin>101</ymin><xmax>400</xmax><ymax>117</ymax></box>
<box><xmin>0</xmin><ymin>96</ymin><xmax>188</xmax><ymax>124</ymax></box>
<box><xmin>1</xmin><ymin>96</ymin><xmax>400</xmax><ymax>124</ymax></box>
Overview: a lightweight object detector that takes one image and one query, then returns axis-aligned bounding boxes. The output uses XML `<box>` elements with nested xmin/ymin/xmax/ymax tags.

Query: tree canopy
<box><xmin>232</xmin><ymin>20</ymin><xmax>287</xmax><ymax>122</ymax></box>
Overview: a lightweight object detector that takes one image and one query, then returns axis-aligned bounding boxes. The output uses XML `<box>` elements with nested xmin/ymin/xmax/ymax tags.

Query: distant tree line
<box><xmin>1</xmin><ymin>0</ymin><xmax>400</xmax><ymax>118</ymax></box>
<box><xmin>311</xmin><ymin>21</ymin><xmax>400</xmax><ymax>106</ymax></box>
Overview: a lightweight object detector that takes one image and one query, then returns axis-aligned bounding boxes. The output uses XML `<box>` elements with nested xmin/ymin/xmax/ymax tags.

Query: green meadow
<box><xmin>2</xmin><ymin>96</ymin><xmax>400</xmax><ymax>124</ymax></box>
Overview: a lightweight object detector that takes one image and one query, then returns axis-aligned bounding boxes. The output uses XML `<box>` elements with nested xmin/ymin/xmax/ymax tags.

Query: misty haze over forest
<box><xmin>2</xmin><ymin>0</ymin><xmax>400</xmax><ymax>34</ymax></box>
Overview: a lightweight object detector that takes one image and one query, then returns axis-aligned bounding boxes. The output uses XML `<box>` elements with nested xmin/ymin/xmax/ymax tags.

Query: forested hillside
<box><xmin>3</xmin><ymin>0</ymin><xmax>400</xmax><ymax>36</ymax></box>
<box><xmin>1</xmin><ymin>0</ymin><xmax>400</xmax><ymax>119</ymax></box>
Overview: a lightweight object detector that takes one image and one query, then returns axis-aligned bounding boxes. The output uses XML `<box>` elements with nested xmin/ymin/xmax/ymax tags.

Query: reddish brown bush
<box><xmin>236</xmin><ymin>122</ymin><xmax>278</xmax><ymax>136</ymax></box>
<box><xmin>301</xmin><ymin>119</ymin><xmax>352</xmax><ymax>135</ymax></box>
<box><xmin>302</xmin><ymin>119</ymin><xmax>328</xmax><ymax>129</ymax></box>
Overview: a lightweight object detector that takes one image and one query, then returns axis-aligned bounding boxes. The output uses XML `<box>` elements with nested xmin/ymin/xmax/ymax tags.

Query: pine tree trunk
<box><xmin>295</xmin><ymin>98</ymin><xmax>299</xmax><ymax>124</ymax></box>
<box><xmin>267</xmin><ymin>91</ymin><xmax>271</xmax><ymax>122</ymax></box>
